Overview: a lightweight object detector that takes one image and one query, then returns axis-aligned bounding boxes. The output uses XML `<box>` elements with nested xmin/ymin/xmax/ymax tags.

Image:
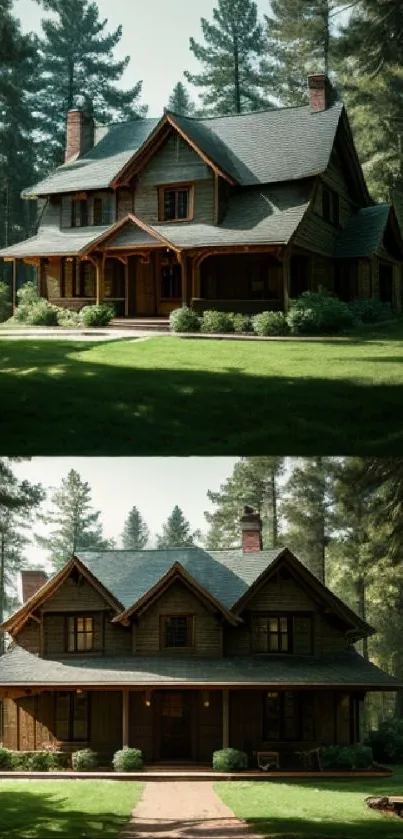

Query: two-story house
<box><xmin>0</xmin><ymin>508</ymin><xmax>398</xmax><ymax>766</ymax></box>
<box><xmin>1</xmin><ymin>74</ymin><xmax>402</xmax><ymax>318</ymax></box>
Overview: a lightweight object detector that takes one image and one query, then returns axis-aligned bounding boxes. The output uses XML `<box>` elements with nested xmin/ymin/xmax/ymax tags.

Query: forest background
<box><xmin>1</xmin><ymin>455</ymin><xmax>402</xmax><ymax>726</ymax></box>
<box><xmin>0</xmin><ymin>0</ymin><xmax>403</xmax><ymax>272</ymax></box>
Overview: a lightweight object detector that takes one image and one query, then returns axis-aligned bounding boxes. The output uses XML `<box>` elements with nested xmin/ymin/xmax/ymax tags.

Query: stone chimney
<box><xmin>65</xmin><ymin>100</ymin><xmax>94</xmax><ymax>163</ymax></box>
<box><xmin>307</xmin><ymin>74</ymin><xmax>333</xmax><ymax>113</ymax></box>
<box><xmin>241</xmin><ymin>506</ymin><xmax>263</xmax><ymax>553</ymax></box>
<box><xmin>21</xmin><ymin>570</ymin><xmax>48</xmax><ymax>603</ymax></box>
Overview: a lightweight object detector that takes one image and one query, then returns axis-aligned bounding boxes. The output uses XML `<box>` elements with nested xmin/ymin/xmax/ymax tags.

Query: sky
<box><xmin>11</xmin><ymin>456</ymin><xmax>239</xmax><ymax>567</ymax></box>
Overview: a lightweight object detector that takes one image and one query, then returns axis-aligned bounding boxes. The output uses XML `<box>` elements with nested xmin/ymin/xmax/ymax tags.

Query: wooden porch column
<box><xmin>181</xmin><ymin>252</ymin><xmax>188</xmax><ymax>307</ymax></box>
<box><xmin>222</xmin><ymin>689</ymin><xmax>229</xmax><ymax>749</ymax></box>
<box><xmin>122</xmin><ymin>689</ymin><xmax>129</xmax><ymax>748</ymax></box>
<box><xmin>283</xmin><ymin>251</ymin><xmax>291</xmax><ymax>313</ymax></box>
<box><xmin>124</xmin><ymin>258</ymin><xmax>129</xmax><ymax>317</ymax></box>
<box><xmin>12</xmin><ymin>259</ymin><xmax>17</xmax><ymax>313</ymax></box>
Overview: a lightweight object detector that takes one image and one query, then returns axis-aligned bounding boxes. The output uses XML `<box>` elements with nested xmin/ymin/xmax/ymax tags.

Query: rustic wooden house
<box><xmin>1</xmin><ymin>75</ymin><xmax>402</xmax><ymax>318</ymax></box>
<box><xmin>0</xmin><ymin>509</ymin><xmax>398</xmax><ymax>766</ymax></box>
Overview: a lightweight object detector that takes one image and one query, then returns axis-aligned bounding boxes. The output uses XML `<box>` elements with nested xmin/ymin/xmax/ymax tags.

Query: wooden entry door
<box><xmin>136</xmin><ymin>257</ymin><xmax>156</xmax><ymax>316</ymax></box>
<box><xmin>160</xmin><ymin>692</ymin><xmax>192</xmax><ymax>760</ymax></box>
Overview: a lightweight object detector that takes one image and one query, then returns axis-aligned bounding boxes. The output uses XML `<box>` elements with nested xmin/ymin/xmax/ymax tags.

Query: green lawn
<box><xmin>0</xmin><ymin>780</ymin><xmax>144</xmax><ymax>838</ymax></box>
<box><xmin>216</xmin><ymin>768</ymin><xmax>403</xmax><ymax>838</ymax></box>
<box><xmin>1</xmin><ymin>322</ymin><xmax>403</xmax><ymax>454</ymax></box>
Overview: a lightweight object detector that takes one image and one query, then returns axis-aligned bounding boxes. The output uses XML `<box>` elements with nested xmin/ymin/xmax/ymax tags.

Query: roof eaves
<box><xmin>110</xmin><ymin>114</ymin><xmax>169</xmax><ymax>188</ymax></box>
<box><xmin>81</xmin><ymin>213</ymin><xmax>179</xmax><ymax>254</ymax></box>
<box><xmin>165</xmin><ymin>113</ymin><xmax>238</xmax><ymax>186</ymax></box>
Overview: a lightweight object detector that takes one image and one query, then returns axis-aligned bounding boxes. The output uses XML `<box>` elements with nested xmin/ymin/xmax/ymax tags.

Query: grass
<box><xmin>1</xmin><ymin>321</ymin><xmax>403</xmax><ymax>454</ymax></box>
<box><xmin>0</xmin><ymin>779</ymin><xmax>144</xmax><ymax>838</ymax></box>
<box><xmin>215</xmin><ymin>767</ymin><xmax>403</xmax><ymax>838</ymax></box>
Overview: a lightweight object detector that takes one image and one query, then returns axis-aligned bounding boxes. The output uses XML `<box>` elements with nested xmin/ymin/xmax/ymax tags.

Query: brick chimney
<box><xmin>21</xmin><ymin>570</ymin><xmax>48</xmax><ymax>603</ymax></box>
<box><xmin>65</xmin><ymin>103</ymin><xmax>94</xmax><ymax>163</ymax></box>
<box><xmin>241</xmin><ymin>506</ymin><xmax>263</xmax><ymax>553</ymax></box>
<box><xmin>307</xmin><ymin>74</ymin><xmax>333</xmax><ymax>113</ymax></box>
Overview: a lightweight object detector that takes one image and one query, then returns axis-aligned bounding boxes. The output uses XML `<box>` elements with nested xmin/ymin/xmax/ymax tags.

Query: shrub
<box><xmin>287</xmin><ymin>291</ymin><xmax>355</xmax><ymax>335</ymax></box>
<box><xmin>366</xmin><ymin>717</ymin><xmax>403</xmax><ymax>763</ymax></box>
<box><xmin>0</xmin><ymin>281</ymin><xmax>12</xmax><ymax>323</ymax></box>
<box><xmin>14</xmin><ymin>281</ymin><xmax>41</xmax><ymax>322</ymax></box>
<box><xmin>169</xmin><ymin>306</ymin><xmax>201</xmax><ymax>333</ymax></box>
<box><xmin>57</xmin><ymin>308</ymin><xmax>82</xmax><ymax>328</ymax></box>
<box><xmin>228</xmin><ymin>313</ymin><xmax>252</xmax><ymax>334</ymax></box>
<box><xmin>0</xmin><ymin>747</ymin><xmax>11</xmax><ymax>769</ymax></box>
<box><xmin>71</xmin><ymin>748</ymin><xmax>98</xmax><ymax>771</ymax></box>
<box><xmin>80</xmin><ymin>303</ymin><xmax>115</xmax><ymax>327</ymax></box>
<box><xmin>28</xmin><ymin>752</ymin><xmax>54</xmax><ymax>771</ymax></box>
<box><xmin>112</xmin><ymin>747</ymin><xmax>144</xmax><ymax>772</ymax></box>
<box><xmin>321</xmin><ymin>744</ymin><xmax>373</xmax><ymax>770</ymax></box>
<box><xmin>348</xmin><ymin>298</ymin><xmax>393</xmax><ymax>324</ymax></box>
<box><xmin>212</xmin><ymin>748</ymin><xmax>248</xmax><ymax>772</ymax></box>
<box><xmin>201</xmin><ymin>310</ymin><xmax>234</xmax><ymax>334</ymax></box>
<box><xmin>26</xmin><ymin>300</ymin><xmax>59</xmax><ymax>326</ymax></box>
<box><xmin>252</xmin><ymin>311</ymin><xmax>289</xmax><ymax>337</ymax></box>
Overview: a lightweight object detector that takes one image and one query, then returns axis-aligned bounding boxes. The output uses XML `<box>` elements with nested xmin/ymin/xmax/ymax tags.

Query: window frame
<box><xmin>160</xmin><ymin>614</ymin><xmax>195</xmax><ymax>650</ymax></box>
<box><xmin>321</xmin><ymin>184</ymin><xmax>340</xmax><ymax>227</ymax></box>
<box><xmin>262</xmin><ymin>690</ymin><xmax>315</xmax><ymax>742</ymax></box>
<box><xmin>158</xmin><ymin>183</ymin><xmax>195</xmax><ymax>223</ymax></box>
<box><xmin>55</xmin><ymin>691</ymin><xmax>90</xmax><ymax>742</ymax></box>
<box><xmin>66</xmin><ymin>614</ymin><xmax>95</xmax><ymax>653</ymax></box>
<box><xmin>252</xmin><ymin>612</ymin><xmax>313</xmax><ymax>655</ymax></box>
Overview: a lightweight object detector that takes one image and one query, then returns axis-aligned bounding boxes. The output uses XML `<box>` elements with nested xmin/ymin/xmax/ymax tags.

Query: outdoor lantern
<box><xmin>202</xmin><ymin>690</ymin><xmax>210</xmax><ymax>708</ymax></box>
<box><xmin>145</xmin><ymin>691</ymin><xmax>152</xmax><ymax>707</ymax></box>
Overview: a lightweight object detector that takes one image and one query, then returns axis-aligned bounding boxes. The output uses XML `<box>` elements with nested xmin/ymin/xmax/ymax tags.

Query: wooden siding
<box><xmin>197</xmin><ymin>690</ymin><xmax>222</xmax><ymax>762</ymax></box>
<box><xmin>322</xmin><ymin>149</ymin><xmax>356</xmax><ymax>226</ymax></box>
<box><xmin>91</xmin><ymin>691</ymin><xmax>122</xmax><ymax>757</ymax></box>
<box><xmin>129</xmin><ymin>690</ymin><xmax>154</xmax><ymax>761</ymax></box>
<box><xmin>43</xmin><ymin>612</ymin><xmax>104</xmax><ymax>656</ymax></box>
<box><xmin>117</xmin><ymin>189</ymin><xmax>133</xmax><ymax>220</ymax></box>
<box><xmin>247</xmin><ymin>575</ymin><xmax>316</xmax><ymax>612</ymax></box>
<box><xmin>104</xmin><ymin>620</ymin><xmax>133</xmax><ymax>655</ymax></box>
<box><xmin>135</xmin><ymin>579</ymin><xmax>223</xmax><ymax>657</ymax></box>
<box><xmin>42</xmin><ymin>576</ymin><xmax>109</xmax><ymax>613</ymax></box>
<box><xmin>15</xmin><ymin>620</ymin><xmax>40</xmax><ymax>654</ymax></box>
<box><xmin>358</xmin><ymin>259</ymin><xmax>371</xmax><ymax>297</ymax></box>
<box><xmin>135</xmin><ymin>179</ymin><xmax>214</xmax><ymax>226</ymax></box>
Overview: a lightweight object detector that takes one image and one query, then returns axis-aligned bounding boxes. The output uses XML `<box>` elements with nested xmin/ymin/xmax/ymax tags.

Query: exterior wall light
<box><xmin>202</xmin><ymin>690</ymin><xmax>210</xmax><ymax>708</ymax></box>
<box><xmin>145</xmin><ymin>691</ymin><xmax>152</xmax><ymax>707</ymax></box>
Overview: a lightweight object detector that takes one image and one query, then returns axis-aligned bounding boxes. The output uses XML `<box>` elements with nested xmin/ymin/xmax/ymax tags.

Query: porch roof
<box><xmin>335</xmin><ymin>204</ymin><xmax>392</xmax><ymax>258</ymax></box>
<box><xmin>0</xmin><ymin>225</ymin><xmax>110</xmax><ymax>259</ymax></box>
<box><xmin>0</xmin><ymin>646</ymin><xmax>399</xmax><ymax>689</ymax></box>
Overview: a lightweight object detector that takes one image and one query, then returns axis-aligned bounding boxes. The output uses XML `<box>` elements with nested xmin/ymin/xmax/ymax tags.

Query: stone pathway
<box><xmin>120</xmin><ymin>781</ymin><xmax>260</xmax><ymax>838</ymax></box>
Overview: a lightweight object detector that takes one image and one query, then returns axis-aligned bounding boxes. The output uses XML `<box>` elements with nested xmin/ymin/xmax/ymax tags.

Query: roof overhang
<box><xmin>83</xmin><ymin>213</ymin><xmax>179</xmax><ymax>254</ymax></box>
<box><xmin>112</xmin><ymin>561</ymin><xmax>239</xmax><ymax>627</ymax></box>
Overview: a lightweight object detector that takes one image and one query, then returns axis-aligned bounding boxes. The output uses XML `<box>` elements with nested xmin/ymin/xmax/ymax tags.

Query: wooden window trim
<box><xmin>160</xmin><ymin>614</ymin><xmax>195</xmax><ymax>650</ymax></box>
<box><xmin>262</xmin><ymin>690</ymin><xmax>314</xmax><ymax>743</ymax></box>
<box><xmin>65</xmin><ymin>613</ymin><xmax>95</xmax><ymax>653</ymax></box>
<box><xmin>252</xmin><ymin>612</ymin><xmax>313</xmax><ymax>655</ymax></box>
<box><xmin>158</xmin><ymin>183</ymin><xmax>195</xmax><ymax>223</ymax></box>
<box><xmin>54</xmin><ymin>691</ymin><xmax>90</xmax><ymax>743</ymax></box>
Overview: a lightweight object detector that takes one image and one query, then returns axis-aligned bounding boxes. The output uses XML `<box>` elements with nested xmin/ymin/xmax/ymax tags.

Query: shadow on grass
<box><xmin>0</xmin><ymin>787</ymin><xmax>130</xmax><ymax>838</ymax></box>
<box><xmin>1</xmin><ymin>339</ymin><xmax>403</xmax><ymax>455</ymax></box>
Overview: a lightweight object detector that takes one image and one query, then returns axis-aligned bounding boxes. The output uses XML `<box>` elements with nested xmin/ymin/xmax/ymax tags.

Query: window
<box><xmin>162</xmin><ymin>616</ymin><xmax>193</xmax><ymax>648</ymax></box>
<box><xmin>322</xmin><ymin>186</ymin><xmax>340</xmax><ymax>226</ymax></box>
<box><xmin>159</xmin><ymin>186</ymin><xmax>193</xmax><ymax>222</ymax></box>
<box><xmin>161</xmin><ymin>264</ymin><xmax>182</xmax><ymax>299</ymax></box>
<box><xmin>263</xmin><ymin>691</ymin><xmax>314</xmax><ymax>742</ymax></box>
<box><xmin>93</xmin><ymin>196</ymin><xmax>113</xmax><ymax>226</ymax></box>
<box><xmin>72</xmin><ymin>199</ymin><xmax>88</xmax><ymax>228</ymax></box>
<box><xmin>55</xmin><ymin>692</ymin><xmax>89</xmax><ymax>741</ymax></box>
<box><xmin>67</xmin><ymin>616</ymin><xmax>94</xmax><ymax>652</ymax></box>
<box><xmin>252</xmin><ymin>614</ymin><xmax>312</xmax><ymax>655</ymax></box>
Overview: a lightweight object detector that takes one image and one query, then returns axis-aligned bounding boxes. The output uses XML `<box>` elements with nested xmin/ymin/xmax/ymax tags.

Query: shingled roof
<box><xmin>335</xmin><ymin>205</ymin><xmax>393</xmax><ymax>258</ymax></box>
<box><xmin>0</xmin><ymin>645</ymin><xmax>399</xmax><ymax>689</ymax></box>
<box><xmin>22</xmin><ymin>103</ymin><xmax>344</xmax><ymax>198</ymax></box>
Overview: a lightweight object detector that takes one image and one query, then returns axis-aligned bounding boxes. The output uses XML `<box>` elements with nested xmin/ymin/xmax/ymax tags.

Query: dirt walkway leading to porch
<box><xmin>120</xmin><ymin>781</ymin><xmax>261</xmax><ymax>838</ymax></box>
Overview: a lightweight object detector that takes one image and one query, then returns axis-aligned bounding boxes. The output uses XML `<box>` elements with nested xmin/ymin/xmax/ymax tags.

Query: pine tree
<box><xmin>36</xmin><ymin>469</ymin><xmax>112</xmax><ymax>570</ymax></box>
<box><xmin>185</xmin><ymin>0</ymin><xmax>269</xmax><ymax>114</ymax></box>
<box><xmin>261</xmin><ymin>0</ymin><xmax>344</xmax><ymax>106</ymax></box>
<box><xmin>282</xmin><ymin>457</ymin><xmax>336</xmax><ymax>583</ymax></box>
<box><xmin>121</xmin><ymin>506</ymin><xmax>150</xmax><ymax>550</ymax></box>
<box><xmin>33</xmin><ymin>0</ymin><xmax>147</xmax><ymax>168</ymax></box>
<box><xmin>205</xmin><ymin>457</ymin><xmax>285</xmax><ymax>550</ymax></box>
<box><xmin>156</xmin><ymin>506</ymin><xmax>201</xmax><ymax>549</ymax></box>
<box><xmin>167</xmin><ymin>82</ymin><xmax>196</xmax><ymax>116</ymax></box>
<box><xmin>0</xmin><ymin>459</ymin><xmax>44</xmax><ymax>652</ymax></box>
<box><xmin>0</xmin><ymin>1</ymin><xmax>39</xmax><ymax>251</ymax></box>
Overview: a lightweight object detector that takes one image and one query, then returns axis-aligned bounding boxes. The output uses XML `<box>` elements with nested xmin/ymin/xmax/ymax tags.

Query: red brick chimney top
<box><xmin>307</xmin><ymin>74</ymin><xmax>332</xmax><ymax>112</ymax></box>
<box><xmin>65</xmin><ymin>106</ymin><xmax>94</xmax><ymax>163</ymax></box>
<box><xmin>21</xmin><ymin>570</ymin><xmax>48</xmax><ymax>603</ymax></box>
<box><xmin>240</xmin><ymin>506</ymin><xmax>263</xmax><ymax>553</ymax></box>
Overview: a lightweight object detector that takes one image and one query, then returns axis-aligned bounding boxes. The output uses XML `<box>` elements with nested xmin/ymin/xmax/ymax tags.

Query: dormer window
<box><xmin>72</xmin><ymin>199</ymin><xmax>88</xmax><ymax>227</ymax></box>
<box><xmin>322</xmin><ymin>186</ymin><xmax>340</xmax><ymax>226</ymax></box>
<box><xmin>252</xmin><ymin>614</ymin><xmax>312</xmax><ymax>655</ymax></box>
<box><xmin>158</xmin><ymin>185</ymin><xmax>194</xmax><ymax>222</ymax></box>
<box><xmin>161</xmin><ymin>615</ymin><xmax>194</xmax><ymax>648</ymax></box>
<box><xmin>67</xmin><ymin>616</ymin><xmax>94</xmax><ymax>652</ymax></box>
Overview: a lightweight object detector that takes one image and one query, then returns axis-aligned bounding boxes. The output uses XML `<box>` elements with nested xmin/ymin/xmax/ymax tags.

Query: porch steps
<box><xmin>0</xmin><ymin>768</ymin><xmax>392</xmax><ymax>782</ymax></box>
<box><xmin>110</xmin><ymin>318</ymin><xmax>170</xmax><ymax>332</ymax></box>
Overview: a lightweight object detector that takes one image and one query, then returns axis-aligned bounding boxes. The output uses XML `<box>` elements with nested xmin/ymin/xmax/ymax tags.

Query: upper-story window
<box><xmin>67</xmin><ymin>615</ymin><xmax>94</xmax><ymax>652</ymax></box>
<box><xmin>72</xmin><ymin>199</ymin><xmax>88</xmax><ymax>227</ymax></box>
<box><xmin>158</xmin><ymin>185</ymin><xmax>194</xmax><ymax>222</ymax></box>
<box><xmin>252</xmin><ymin>614</ymin><xmax>312</xmax><ymax>655</ymax></box>
<box><xmin>61</xmin><ymin>194</ymin><xmax>114</xmax><ymax>229</ymax></box>
<box><xmin>322</xmin><ymin>186</ymin><xmax>340</xmax><ymax>227</ymax></box>
<box><xmin>161</xmin><ymin>615</ymin><xmax>194</xmax><ymax>649</ymax></box>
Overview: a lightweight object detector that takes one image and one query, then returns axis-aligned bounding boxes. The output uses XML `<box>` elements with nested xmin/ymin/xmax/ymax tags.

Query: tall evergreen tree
<box><xmin>0</xmin><ymin>459</ymin><xmax>43</xmax><ymax>652</ymax></box>
<box><xmin>205</xmin><ymin>457</ymin><xmax>285</xmax><ymax>550</ymax></box>
<box><xmin>121</xmin><ymin>506</ymin><xmax>150</xmax><ymax>550</ymax></box>
<box><xmin>167</xmin><ymin>82</ymin><xmax>196</xmax><ymax>116</ymax></box>
<box><xmin>36</xmin><ymin>469</ymin><xmax>112</xmax><ymax>570</ymax></box>
<box><xmin>282</xmin><ymin>457</ymin><xmax>335</xmax><ymax>583</ymax></box>
<box><xmin>185</xmin><ymin>0</ymin><xmax>269</xmax><ymax>114</ymax></box>
<box><xmin>0</xmin><ymin>1</ymin><xmax>39</xmax><ymax>252</ymax></box>
<box><xmin>33</xmin><ymin>0</ymin><xmax>147</xmax><ymax>168</ymax></box>
<box><xmin>156</xmin><ymin>506</ymin><xmax>200</xmax><ymax>549</ymax></box>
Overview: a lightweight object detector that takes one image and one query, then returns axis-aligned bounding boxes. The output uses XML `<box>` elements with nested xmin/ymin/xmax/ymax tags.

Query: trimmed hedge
<box><xmin>80</xmin><ymin>304</ymin><xmax>115</xmax><ymax>327</ymax></box>
<box><xmin>201</xmin><ymin>310</ymin><xmax>235</xmax><ymax>334</ymax></box>
<box><xmin>348</xmin><ymin>298</ymin><xmax>393</xmax><ymax>324</ymax></box>
<box><xmin>112</xmin><ymin>747</ymin><xmax>144</xmax><ymax>771</ymax></box>
<box><xmin>0</xmin><ymin>749</ymin><xmax>67</xmax><ymax>771</ymax></box>
<box><xmin>169</xmin><ymin>306</ymin><xmax>201</xmax><ymax>333</ymax></box>
<box><xmin>366</xmin><ymin>717</ymin><xmax>403</xmax><ymax>763</ymax></box>
<box><xmin>321</xmin><ymin>744</ymin><xmax>373</xmax><ymax>770</ymax></box>
<box><xmin>212</xmin><ymin>748</ymin><xmax>248</xmax><ymax>771</ymax></box>
<box><xmin>287</xmin><ymin>291</ymin><xmax>355</xmax><ymax>335</ymax></box>
<box><xmin>71</xmin><ymin>748</ymin><xmax>98</xmax><ymax>771</ymax></box>
<box><xmin>252</xmin><ymin>311</ymin><xmax>289</xmax><ymax>336</ymax></box>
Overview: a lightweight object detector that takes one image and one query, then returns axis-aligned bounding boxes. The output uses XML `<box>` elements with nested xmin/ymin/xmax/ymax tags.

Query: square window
<box><xmin>160</xmin><ymin>187</ymin><xmax>192</xmax><ymax>222</ymax></box>
<box><xmin>67</xmin><ymin>616</ymin><xmax>94</xmax><ymax>652</ymax></box>
<box><xmin>163</xmin><ymin>616</ymin><xmax>192</xmax><ymax>648</ymax></box>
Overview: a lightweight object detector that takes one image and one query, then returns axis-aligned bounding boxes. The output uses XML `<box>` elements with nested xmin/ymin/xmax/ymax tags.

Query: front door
<box><xmin>136</xmin><ymin>257</ymin><xmax>156</xmax><ymax>316</ymax></box>
<box><xmin>160</xmin><ymin>692</ymin><xmax>192</xmax><ymax>760</ymax></box>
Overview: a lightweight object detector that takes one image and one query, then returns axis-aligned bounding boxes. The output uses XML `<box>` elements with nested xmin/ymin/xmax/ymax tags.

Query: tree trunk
<box><xmin>0</xmin><ymin>531</ymin><xmax>5</xmax><ymax>656</ymax></box>
<box><xmin>233</xmin><ymin>31</ymin><xmax>241</xmax><ymax>113</ymax></box>
<box><xmin>356</xmin><ymin>575</ymin><xmax>368</xmax><ymax>660</ymax></box>
<box><xmin>323</xmin><ymin>1</ymin><xmax>331</xmax><ymax>77</ymax></box>
<box><xmin>271</xmin><ymin>472</ymin><xmax>278</xmax><ymax>548</ymax></box>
